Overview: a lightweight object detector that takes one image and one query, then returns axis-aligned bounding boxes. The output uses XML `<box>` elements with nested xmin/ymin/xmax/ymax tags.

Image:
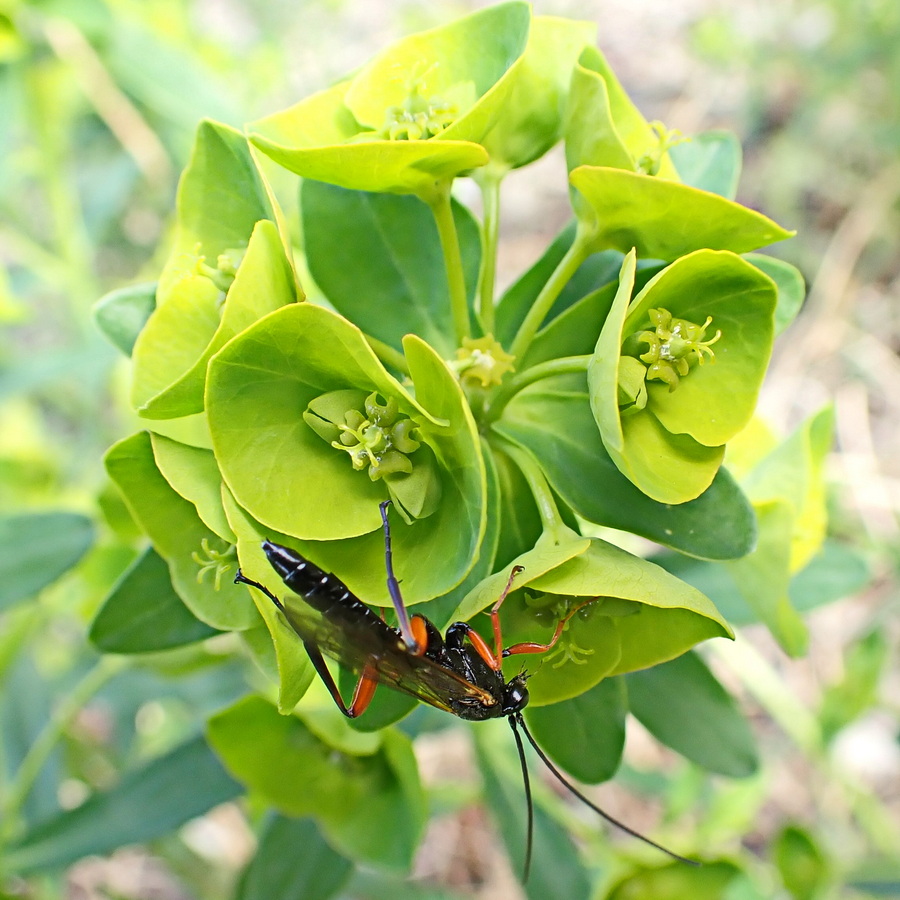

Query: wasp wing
<box><xmin>278</xmin><ymin>591</ymin><xmax>497</xmax><ymax>715</ymax></box>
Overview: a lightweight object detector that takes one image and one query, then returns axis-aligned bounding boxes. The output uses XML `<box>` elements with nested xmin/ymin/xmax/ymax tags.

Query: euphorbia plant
<box><xmin>92</xmin><ymin>1</ymin><xmax>827</xmax><ymax>881</ymax></box>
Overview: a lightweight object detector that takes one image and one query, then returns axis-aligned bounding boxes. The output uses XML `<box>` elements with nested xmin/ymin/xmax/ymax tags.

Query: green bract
<box><xmin>94</xmin><ymin>5</ymin><xmax>824</xmax><ymax>876</ymax></box>
<box><xmin>590</xmin><ymin>249</ymin><xmax>778</xmax><ymax>502</ymax></box>
<box><xmin>249</xmin><ymin>3</ymin><xmax>531</xmax><ymax>196</ymax></box>
<box><xmin>206</xmin><ymin>303</ymin><xmax>485</xmax><ymax>605</ymax></box>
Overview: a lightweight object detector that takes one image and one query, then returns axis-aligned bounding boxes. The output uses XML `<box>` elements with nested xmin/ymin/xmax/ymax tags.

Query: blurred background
<box><xmin>0</xmin><ymin>0</ymin><xmax>898</xmax><ymax>897</ymax></box>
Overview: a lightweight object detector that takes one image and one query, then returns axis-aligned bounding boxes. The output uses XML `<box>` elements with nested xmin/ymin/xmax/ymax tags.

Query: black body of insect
<box><xmin>235</xmin><ymin>500</ymin><xmax>695</xmax><ymax>878</ymax></box>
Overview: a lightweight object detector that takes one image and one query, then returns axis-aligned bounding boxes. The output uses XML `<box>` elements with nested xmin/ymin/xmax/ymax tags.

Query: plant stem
<box><xmin>365</xmin><ymin>334</ymin><xmax>410</xmax><ymax>376</ymax></box>
<box><xmin>508</xmin><ymin>225</ymin><xmax>594</xmax><ymax>361</ymax></box>
<box><xmin>477</xmin><ymin>174</ymin><xmax>502</xmax><ymax>335</ymax></box>
<box><xmin>487</xmin><ymin>355</ymin><xmax>590</xmax><ymax>424</ymax></box>
<box><xmin>0</xmin><ymin>655</ymin><xmax>128</xmax><ymax>844</ymax></box>
<box><xmin>493</xmin><ymin>436</ymin><xmax>567</xmax><ymax>536</ymax></box>
<box><xmin>423</xmin><ymin>180</ymin><xmax>471</xmax><ymax>345</ymax></box>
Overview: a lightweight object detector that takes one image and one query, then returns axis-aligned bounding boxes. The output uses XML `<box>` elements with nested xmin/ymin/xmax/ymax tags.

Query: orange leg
<box><xmin>304</xmin><ymin>641</ymin><xmax>379</xmax><ymax>718</ymax></box>
<box><xmin>502</xmin><ymin>598</ymin><xmax>596</xmax><ymax>658</ymax></box>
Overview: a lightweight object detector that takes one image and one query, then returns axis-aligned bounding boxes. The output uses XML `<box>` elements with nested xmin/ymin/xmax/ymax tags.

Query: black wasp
<box><xmin>235</xmin><ymin>500</ymin><xmax>694</xmax><ymax>878</ymax></box>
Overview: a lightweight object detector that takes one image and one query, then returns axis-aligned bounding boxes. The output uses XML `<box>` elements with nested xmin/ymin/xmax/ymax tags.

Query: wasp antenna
<box><xmin>234</xmin><ymin>570</ymin><xmax>286</xmax><ymax>613</ymax></box>
<box><xmin>514</xmin><ymin>714</ymin><xmax>700</xmax><ymax>867</ymax></box>
<box><xmin>507</xmin><ymin>716</ymin><xmax>534</xmax><ymax>883</ymax></box>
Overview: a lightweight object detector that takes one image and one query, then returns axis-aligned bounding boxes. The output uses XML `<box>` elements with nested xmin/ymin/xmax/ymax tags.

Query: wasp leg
<box><xmin>502</xmin><ymin>599</ymin><xmax>596</xmax><ymax>658</ymax></box>
<box><xmin>379</xmin><ymin>500</ymin><xmax>418</xmax><ymax>651</ymax></box>
<box><xmin>303</xmin><ymin>641</ymin><xmax>378</xmax><ymax>719</ymax></box>
<box><xmin>488</xmin><ymin>565</ymin><xmax>525</xmax><ymax>661</ymax></box>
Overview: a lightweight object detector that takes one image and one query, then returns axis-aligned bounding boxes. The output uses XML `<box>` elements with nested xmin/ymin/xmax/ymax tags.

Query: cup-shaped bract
<box><xmin>456</xmin><ymin>526</ymin><xmax>731</xmax><ymax>706</ymax></box>
<box><xmin>249</xmin><ymin>3</ymin><xmax>532</xmax><ymax>195</ymax></box>
<box><xmin>131</xmin><ymin>120</ymin><xmax>297</xmax><ymax>419</ymax></box>
<box><xmin>590</xmin><ymin>250</ymin><xmax>777</xmax><ymax>503</ymax></box>
<box><xmin>206</xmin><ymin>305</ymin><xmax>486</xmax><ymax>604</ymax></box>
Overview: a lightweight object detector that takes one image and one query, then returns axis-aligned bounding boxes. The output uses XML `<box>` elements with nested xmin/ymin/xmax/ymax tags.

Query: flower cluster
<box><xmin>97</xmin><ymin>2</ymin><xmax>816</xmax><ymax>778</ymax></box>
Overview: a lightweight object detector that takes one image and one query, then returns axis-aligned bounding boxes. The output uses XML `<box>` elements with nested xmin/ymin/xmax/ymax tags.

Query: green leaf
<box><xmin>1</xmin><ymin>653</ymin><xmax>62</xmax><ymax>828</ymax></box>
<box><xmin>493</xmin><ymin>385</ymin><xmax>757</xmax><ymax>560</ymax></box>
<box><xmin>728</xmin><ymin>500</ymin><xmax>808</xmax><ymax>656</ymax></box>
<box><xmin>669</xmin><ymin>130</ymin><xmax>742</xmax><ymax>199</ymax></box>
<box><xmin>603</xmin><ymin>860</ymin><xmax>743</xmax><ymax>900</ymax></box>
<box><xmin>133</xmin><ymin>217</ymin><xmax>297</xmax><ymax>419</ymax></box>
<box><xmin>236</xmin><ymin>815</ymin><xmax>353</xmax><ymax>900</ymax></box>
<box><xmin>0</xmin><ymin>511</ymin><xmax>93</xmax><ymax>611</ymax></box>
<box><xmin>224</xmin><ymin>490</ymin><xmax>315</xmax><ymax>713</ymax></box>
<box><xmin>626</xmin><ymin>651</ymin><xmax>759</xmax><ymax>777</ymax></box>
<box><xmin>89</xmin><ymin>547</ymin><xmax>221</xmax><ymax>653</ymax></box>
<box><xmin>745</xmin><ymin>253</ymin><xmax>806</xmax><ymax>336</ymax></box>
<box><xmin>734</xmin><ymin>407</ymin><xmax>833</xmax><ymax>573</ymax></box>
<box><xmin>524</xmin><ymin>676</ymin><xmax>626</xmax><ymax>783</ymax></box>
<box><xmin>4</xmin><ymin>734</ymin><xmax>243</xmax><ymax>875</ymax></box>
<box><xmin>479</xmin><ymin>15</ymin><xmax>596</xmax><ymax>171</ymax></box>
<box><xmin>819</xmin><ymin>629</ymin><xmax>888</xmax><ymax>742</ymax></box>
<box><xmin>570</xmin><ymin>166</ymin><xmax>794</xmax><ymax>259</ymax></box>
<box><xmin>207</xmin><ymin>696</ymin><xmax>426</xmax><ymax>870</ymax></box>
<box><xmin>654</xmin><ymin>539</ymin><xmax>869</xmax><ymax>628</ymax></box>
<box><xmin>151</xmin><ymin>434</ymin><xmax>234</xmax><ymax>540</ymax></box>
<box><xmin>92</xmin><ymin>282</ymin><xmax>157</xmax><ymax>356</ymax></box>
<box><xmin>104</xmin><ymin>432</ymin><xmax>256</xmax><ymax>630</ymax></box>
<box><xmin>772</xmin><ymin>825</ymin><xmax>829</xmax><ymax>900</ymax></box>
<box><xmin>474</xmin><ymin>719</ymin><xmax>593</xmax><ymax>899</ymax></box>
<box><xmin>208</xmin><ymin>307</ymin><xmax>486</xmax><ymax>606</ymax></box>
<box><xmin>301</xmin><ymin>183</ymin><xmax>481</xmax><ymax>357</ymax></box>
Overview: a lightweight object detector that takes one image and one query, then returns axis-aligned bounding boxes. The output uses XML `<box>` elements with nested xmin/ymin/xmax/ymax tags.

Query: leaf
<box><xmin>301</xmin><ymin>183</ymin><xmax>481</xmax><ymax>357</ymax></box>
<box><xmin>151</xmin><ymin>434</ymin><xmax>234</xmax><ymax>540</ymax></box>
<box><xmin>4</xmin><ymin>734</ymin><xmax>243</xmax><ymax>875</ymax></box>
<box><xmin>728</xmin><ymin>501</ymin><xmax>808</xmax><ymax>656</ymax></box>
<box><xmin>92</xmin><ymin>282</ymin><xmax>157</xmax><ymax>356</ymax></box>
<box><xmin>772</xmin><ymin>825</ymin><xmax>829</xmax><ymax>900</ymax></box>
<box><xmin>819</xmin><ymin>629</ymin><xmax>888</xmax><ymax>742</ymax></box>
<box><xmin>524</xmin><ymin>677</ymin><xmax>626</xmax><ymax>783</ymax></box>
<box><xmin>744</xmin><ymin>253</ymin><xmax>806</xmax><ymax>336</ymax></box>
<box><xmin>474</xmin><ymin>719</ymin><xmax>593</xmax><ymax>900</ymax></box>
<box><xmin>223</xmin><ymin>490</ymin><xmax>315</xmax><ymax>713</ymax></box>
<box><xmin>626</xmin><ymin>651</ymin><xmax>759</xmax><ymax>777</ymax></box>
<box><xmin>104</xmin><ymin>432</ymin><xmax>256</xmax><ymax>630</ymax></box>
<box><xmin>654</xmin><ymin>539</ymin><xmax>870</xmax><ymax>628</ymax></box>
<box><xmin>1</xmin><ymin>653</ymin><xmax>62</xmax><ymax>828</ymax></box>
<box><xmin>603</xmin><ymin>860</ymin><xmax>743</xmax><ymax>900</ymax></box>
<box><xmin>570</xmin><ymin>166</ymin><xmax>794</xmax><ymax>259</ymax></box>
<box><xmin>133</xmin><ymin>218</ymin><xmax>297</xmax><ymax>419</ymax></box>
<box><xmin>89</xmin><ymin>547</ymin><xmax>221</xmax><ymax>653</ymax></box>
<box><xmin>480</xmin><ymin>15</ymin><xmax>597</xmax><ymax>171</ymax></box>
<box><xmin>236</xmin><ymin>815</ymin><xmax>353</xmax><ymax>900</ymax></box>
<box><xmin>669</xmin><ymin>131</ymin><xmax>742</xmax><ymax>199</ymax></box>
<box><xmin>0</xmin><ymin>511</ymin><xmax>94</xmax><ymax>611</ymax></box>
<box><xmin>493</xmin><ymin>386</ymin><xmax>757</xmax><ymax>560</ymax></box>
<box><xmin>207</xmin><ymin>696</ymin><xmax>426</xmax><ymax>870</ymax></box>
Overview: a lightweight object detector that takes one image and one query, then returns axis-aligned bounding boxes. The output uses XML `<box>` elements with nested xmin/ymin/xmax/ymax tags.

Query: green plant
<box><xmin>2</xmin><ymin>3</ymin><xmax>881</xmax><ymax>898</ymax></box>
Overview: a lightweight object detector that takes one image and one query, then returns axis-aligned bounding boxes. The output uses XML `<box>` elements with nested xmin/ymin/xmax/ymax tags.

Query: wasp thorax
<box><xmin>303</xmin><ymin>389</ymin><xmax>422</xmax><ymax>481</ymax></box>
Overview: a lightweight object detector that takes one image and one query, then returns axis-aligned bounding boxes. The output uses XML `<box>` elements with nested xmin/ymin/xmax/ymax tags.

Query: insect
<box><xmin>235</xmin><ymin>500</ymin><xmax>694</xmax><ymax>879</ymax></box>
